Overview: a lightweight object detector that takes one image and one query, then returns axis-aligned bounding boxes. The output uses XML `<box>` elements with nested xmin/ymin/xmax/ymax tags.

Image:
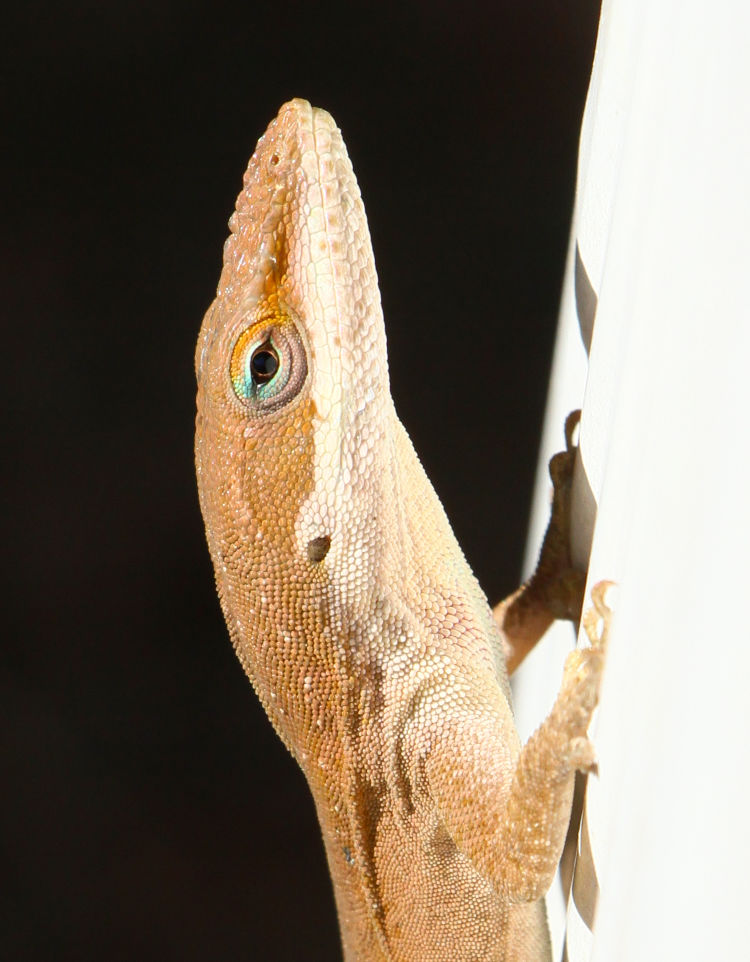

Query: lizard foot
<box><xmin>537</xmin><ymin>409</ymin><xmax>586</xmax><ymax>623</ymax></box>
<box><xmin>495</xmin><ymin>410</ymin><xmax>587</xmax><ymax>674</ymax></box>
<box><xmin>554</xmin><ymin>581</ymin><xmax>615</xmax><ymax>774</ymax></box>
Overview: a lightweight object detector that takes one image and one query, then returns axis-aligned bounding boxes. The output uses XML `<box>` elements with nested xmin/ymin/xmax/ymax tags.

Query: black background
<box><xmin>3</xmin><ymin>2</ymin><xmax>600</xmax><ymax>959</ymax></box>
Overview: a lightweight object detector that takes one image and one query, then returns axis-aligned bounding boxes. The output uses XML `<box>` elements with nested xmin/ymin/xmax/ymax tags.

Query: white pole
<box><xmin>514</xmin><ymin>2</ymin><xmax>750</xmax><ymax>958</ymax></box>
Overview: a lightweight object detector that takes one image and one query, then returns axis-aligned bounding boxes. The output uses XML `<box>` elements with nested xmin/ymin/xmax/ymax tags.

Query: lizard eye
<box><xmin>249</xmin><ymin>342</ymin><xmax>279</xmax><ymax>384</ymax></box>
<box><xmin>230</xmin><ymin>313</ymin><xmax>307</xmax><ymax>414</ymax></box>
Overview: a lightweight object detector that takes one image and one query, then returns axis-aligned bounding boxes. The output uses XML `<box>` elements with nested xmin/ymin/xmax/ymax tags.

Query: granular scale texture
<box><xmin>195</xmin><ymin>100</ymin><xmax>604</xmax><ymax>962</ymax></box>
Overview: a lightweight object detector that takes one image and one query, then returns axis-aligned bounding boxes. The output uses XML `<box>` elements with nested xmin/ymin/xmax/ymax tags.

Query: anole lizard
<box><xmin>195</xmin><ymin>99</ymin><xmax>606</xmax><ymax>962</ymax></box>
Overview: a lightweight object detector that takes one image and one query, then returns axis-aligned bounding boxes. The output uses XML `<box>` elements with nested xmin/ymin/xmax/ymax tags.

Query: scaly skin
<box><xmin>195</xmin><ymin>99</ymin><xmax>603</xmax><ymax>962</ymax></box>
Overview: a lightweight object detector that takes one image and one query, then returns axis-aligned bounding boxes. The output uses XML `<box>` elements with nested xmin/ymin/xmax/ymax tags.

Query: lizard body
<box><xmin>195</xmin><ymin>99</ymin><xmax>603</xmax><ymax>962</ymax></box>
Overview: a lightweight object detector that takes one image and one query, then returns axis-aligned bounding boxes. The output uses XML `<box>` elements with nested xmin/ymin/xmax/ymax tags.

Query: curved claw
<box><xmin>564</xmin><ymin>408</ymin><xmax>581</xmax><ymax>452</ymax></box>
<box><xmin>582</xmin><ymin>580</ymin><xmax>616</xmax><ymax>650</ymax></box>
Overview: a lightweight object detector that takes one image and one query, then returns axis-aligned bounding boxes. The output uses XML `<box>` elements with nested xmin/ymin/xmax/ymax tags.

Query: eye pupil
<box><xmin>250</xmin><ymin>343</ymin><xmax>279</xmax><ymax>384</ymax></box>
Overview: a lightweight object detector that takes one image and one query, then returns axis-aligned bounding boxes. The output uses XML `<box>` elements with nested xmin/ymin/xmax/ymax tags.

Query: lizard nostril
<box><xmin>307</xmin><ymin>535</ymin><xmax>331</xmax><ymax>563</ymax></box>
<box><xmin>270</xmin><ymin>153</ymin><xmax>280</xmax><ymax>166</ymax></box>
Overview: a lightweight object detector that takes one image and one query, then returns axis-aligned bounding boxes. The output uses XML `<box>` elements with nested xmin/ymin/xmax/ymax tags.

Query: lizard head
<box><xmin>195</xmin><ymin>100</ymin><xmax>505</xmax><ymax>749</ymax></box>
<box><xmin>195</xmin><ymin>99</ymin><xmax>394</xmax><ymax>641</ymax></box>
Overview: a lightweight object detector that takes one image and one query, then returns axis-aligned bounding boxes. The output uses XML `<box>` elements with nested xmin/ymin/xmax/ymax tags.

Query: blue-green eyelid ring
<box><xmin>230</xmin><ymin>316</ymin><xmax>308</xmax><ymax>413</ymax></box>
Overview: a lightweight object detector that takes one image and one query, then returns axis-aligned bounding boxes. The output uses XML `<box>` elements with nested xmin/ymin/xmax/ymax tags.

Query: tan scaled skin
<box><xmin>195</xmin><ymin>99</ymin><xmax>604</xmax><ymax>962</ymax></box>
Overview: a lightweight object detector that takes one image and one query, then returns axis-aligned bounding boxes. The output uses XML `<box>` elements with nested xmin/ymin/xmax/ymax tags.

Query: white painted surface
<box><xmin>513</xmin><ymin>1</ymin><xmax>750</xmax><ymax>958</ymax></box>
